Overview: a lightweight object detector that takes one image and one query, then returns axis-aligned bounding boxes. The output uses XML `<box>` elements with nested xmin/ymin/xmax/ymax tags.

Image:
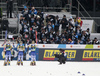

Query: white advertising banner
<box><xmin>0</xmin><ymin>43</ymin><xmax>100</xmax><ymax>49</ymax></box>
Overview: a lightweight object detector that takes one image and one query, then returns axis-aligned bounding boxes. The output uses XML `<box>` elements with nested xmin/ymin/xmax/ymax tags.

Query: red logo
<box><xmin>98</xmin><ymin>46</ymin><xmax>100</xmax><ymax>48</ymax></box>
<box><xmin>70</xmin><ymin>45</ymin><xmax>73</xmax><ymax>48</ymax></box>
<box><xmin>43</xmin><ymin>45</ymin><xmax>45</xmax><ymax>47</ymax></box>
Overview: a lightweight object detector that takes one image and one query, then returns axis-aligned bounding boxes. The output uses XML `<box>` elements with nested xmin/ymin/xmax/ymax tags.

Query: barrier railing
<box><xmin>18</xmin><ymin>5</ymin><xmax>71</xmax><ymax>12</ymax></box>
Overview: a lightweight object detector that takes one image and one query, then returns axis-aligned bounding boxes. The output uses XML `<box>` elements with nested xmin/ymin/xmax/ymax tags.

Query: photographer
<box><xmin>55</xmin><ymin>49</ymin><xmax>66</xmax><ymax>64</ymax></box>
<box><xmin>29</xmin><ymin>7</ymin><xmax>37</xmax><ymax>15</ymax></box>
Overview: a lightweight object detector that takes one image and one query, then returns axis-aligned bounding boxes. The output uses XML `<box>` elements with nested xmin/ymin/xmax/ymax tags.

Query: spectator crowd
<box><xmin>19</xmin><ymin>6</ymin><xmax>99</xmax><ymax>44</ymax></box>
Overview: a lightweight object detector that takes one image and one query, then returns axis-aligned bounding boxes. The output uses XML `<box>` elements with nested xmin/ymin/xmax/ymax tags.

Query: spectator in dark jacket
<box><xmin>67</xmin><ymin>25</ymin><xmax>73</xmax><ymax>39</ymax></box>
<box><xmin>55</xmin><ymin>15</ymin><xmax>60</xmax><ymax>32</ymax></box>
<box><xmin>37</xmin><ymin>11</ymin><xmax>44</xmax><ymax>22</ymax></box>
<box><xmin>72</xmin><ymin>32</ymin><xmax>78</xmax><ymax>44</ymax></box>
<box><xmin>61</xmin><ymin>15</ymin><xmax>68</xmax><ymax>33</ymax></box>
<box><xmin>61</xmin><ymin>38</ymin><xmax>67</xmax><ymax>44</ymax></box>
<box><xmin>22</xmin><ymin>6</ymin><xmax>29</xmax><ymax>22</ymax></box>
<box><xmin>92</xmin><ymin>37</ymin><xmax>99</xmax><ymax>44</ymax></box>
<box><xmin>86</xmin><ymin>38</ymin><xmax>92</xmax><ymax>44</ymax></box>
<box><xmin>40</xmin><ymin>29</ymin><xmax>47</xmax><ymax>40</ymax></box>
<box><xmin>47</xmin><ymin>30</ymin><xmax>55</xmax><ymax>40</ymax></box>
<box><xmin>47</xmin><ymin>21</ymin><xmax>52</xmax><ymax>33</ymax></box>
<box><xmin>41</xmin><ymin>23</ymin><xmax>46</xmax><ymax>31</ymax></box>
<box><xmin>55</xmin><ymin>32</ymin><xmax>60</xmax><ymax>44</ymax></box>
<box><xmin>42</xmin><ymin>37</ymin><xmax>48</xmax><ymax>44</ymax></box>
<box><xmin>81</xmin><ymin>31</ymin><xmax>87</xmax><ymax>44</ymax></box>
<box><xmin>29</xmin><ymin>15</ymin><xmax>35</xmax><ymax>27</ymax></box>
<box><xmin>86</xmin><ymin>28</ymin><xmax>90</xmax><ymax>40</ymax></box>
<box><xmin>75</xmin><ymin>26</ymin><xmax>82</xmax><ymax>40</ymax></box>
<box><xmin>68</xmin><ymin>17</ymin><xmax>74</xmax><ymax>28</ymax></box>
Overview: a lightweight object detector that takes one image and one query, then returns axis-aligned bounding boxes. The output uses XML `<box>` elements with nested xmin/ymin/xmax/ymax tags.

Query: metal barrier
<box><xmin>1</xmin><ymin>31</ymin><xmax>6</xmax><ymax>39</ymax></box>
<box><xmin>18</xmin><ymin>4</ymin><xmax>71</xmax><ymax>12</ymax></box>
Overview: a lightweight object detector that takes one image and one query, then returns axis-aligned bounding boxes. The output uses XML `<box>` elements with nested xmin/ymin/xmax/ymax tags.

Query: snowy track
<box><xmin>0</xmin><ymin>61</ymin><xmax>100</xmax><ymax>76</ymax></box>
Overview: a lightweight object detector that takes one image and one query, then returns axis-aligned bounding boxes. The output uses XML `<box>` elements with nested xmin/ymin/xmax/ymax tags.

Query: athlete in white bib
<box><xmin>29</xmin><ymin>41</ymin><xmax>36</xmax><ymax>66</ymax></box>
<box><xmin>17</xmin><ymin>41</ymin><xmax>25</xmax><ymax>65</ymax></box>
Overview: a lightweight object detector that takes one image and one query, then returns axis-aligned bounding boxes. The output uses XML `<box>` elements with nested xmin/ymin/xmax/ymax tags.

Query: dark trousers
<box><xmin>55</xmin><ymin>54</ymin><xmax>66</xmax><ymax>64</ymax></box>
<box><xmin>55</xmin><ymin>26</ymin><xmax>59</xmax><ymax>32</ymax></box>
<box><xmin>7</xmin><ymin>1</ymin><xmax>13</xmax><ymax>18</ymax></box>
<box><xmin>59</xmin><ymin>56</ymin><xmax>66</xmax><ymax>64</ymax></box>
<box><xmin>7</xmin><ymin>7</ymin><xmax>12</xmax><ymax>18</ymax></box>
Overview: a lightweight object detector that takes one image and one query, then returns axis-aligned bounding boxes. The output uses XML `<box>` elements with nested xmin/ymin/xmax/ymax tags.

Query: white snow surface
<box><xmin>0</xmin><ymin>61</ymin><xmax>100</xmax><ymax>76</ymax></box>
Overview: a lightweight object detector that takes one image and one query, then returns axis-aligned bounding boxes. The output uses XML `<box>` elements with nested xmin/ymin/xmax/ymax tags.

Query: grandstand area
<box><xmin>0</xmin><ymin>0</ymin><xmax>100</xmax><ymax>44</ymax></box>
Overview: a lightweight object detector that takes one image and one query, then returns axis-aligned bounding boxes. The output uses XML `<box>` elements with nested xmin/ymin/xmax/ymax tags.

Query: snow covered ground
<box><xmin>0</xmin><ymin>61</ymin><xmax>100</xmax><ymax>76</ymax></box>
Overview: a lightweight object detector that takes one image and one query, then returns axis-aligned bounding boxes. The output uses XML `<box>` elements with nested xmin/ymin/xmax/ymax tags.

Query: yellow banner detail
<box><xmin>83</xmin><ymin>50</ymin><xmax>100</xmax><ymax>58</ymax></box>
<box><xmin>44</xmin><ymin>50</ymin><xmax>76</xmax><ymax>58</ymax></box>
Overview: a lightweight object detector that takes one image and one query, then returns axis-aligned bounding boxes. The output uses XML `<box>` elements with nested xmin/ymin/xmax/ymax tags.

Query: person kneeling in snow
<box><xmin>54</xmin><ymin>49</ymin><xmax>66</xmax><ymax>64</ymax></box>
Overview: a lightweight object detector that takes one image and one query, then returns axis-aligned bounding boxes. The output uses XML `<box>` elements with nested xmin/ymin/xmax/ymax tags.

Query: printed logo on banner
<box><xmin>43</xmin><ymin>50</ymin><xmax>76</xmax><ymax>60</ymax></box>
<box><xmin>98</xmin><ymin>46</ymin><xmax>100</xmax><ymax>48</ymax></box>
<box><xmin>82</xmin><ymin>50</ymin><xmax>100</xmax><ymax>61</ymax></box>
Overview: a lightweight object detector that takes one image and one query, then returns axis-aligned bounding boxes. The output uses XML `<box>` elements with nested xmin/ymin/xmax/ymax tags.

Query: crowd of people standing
<box><xmin>19</xmin><ymin>6</ymin><xmax>99</xmax><ymax>44</ymax></box>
